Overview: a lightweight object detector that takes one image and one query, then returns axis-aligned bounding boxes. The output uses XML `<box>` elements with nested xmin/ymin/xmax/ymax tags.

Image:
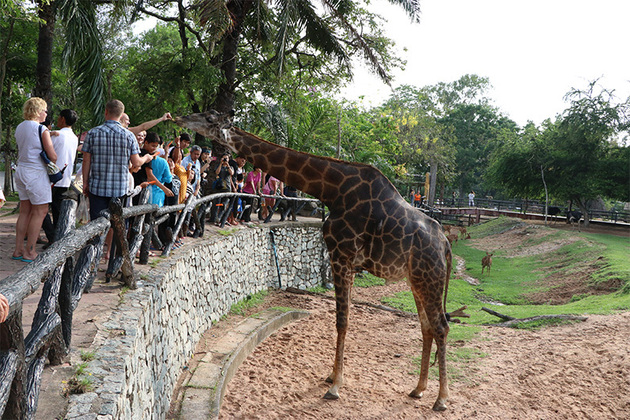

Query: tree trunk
<box><xmin>1</xmin><ymin>19</ymin><xmax>14</xmax><ymax>195</ymax></box>
<box><xmin>3</xmin><ymin>123</ymin><xmax>13</xmax><ymax>194</ymax></box>
<box><xmin>541</xmin><ymin>165</ymin><xmax>549</xmax><ymax>225</ymax></box>
<box><xmin>428</xmin><ymin>157</ymin><xmax>438</xmax><ymax>206</ymax></box>
<box><xmin>0</xmin><ymin>18</ymin><xmax>15</xmax><ymax>153</ymax></box>
<box><xmin>576</xmin><ymin>199</ymin><xmax>590</xmax><ymax>227</ymax></box>
<box><xmin>33</xmin><ymin>0</ymin><xmax>57</xmax><ymax>107</ymax></box>
<box><xmin>211</xmin><ymin>0</ymin><xmax>255</xmax><ymax>156</ymax></box>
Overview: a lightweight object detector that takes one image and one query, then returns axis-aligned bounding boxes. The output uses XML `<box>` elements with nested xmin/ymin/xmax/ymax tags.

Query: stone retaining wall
<box><xmin>64</xmin><ymin>222</ymin><xmax>330</xmax><ymax>420</ymax></box>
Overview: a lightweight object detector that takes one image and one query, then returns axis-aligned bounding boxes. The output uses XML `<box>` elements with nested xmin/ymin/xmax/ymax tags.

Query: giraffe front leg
<box><xmin>323</xmin><ymin>263</ymin><xmax>353</xmax><ymax>400</ymax></box>
<box><xmin>323</xmin><ymin>321</ymin><xmax>347</xmax><ymax>399</ymax></box>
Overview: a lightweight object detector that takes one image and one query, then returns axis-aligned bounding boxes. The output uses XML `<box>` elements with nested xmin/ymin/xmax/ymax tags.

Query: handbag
<box><xmin>38</xmin><ymin>125</ymin><xmax>65</xmax><ymax>184</ymax></box>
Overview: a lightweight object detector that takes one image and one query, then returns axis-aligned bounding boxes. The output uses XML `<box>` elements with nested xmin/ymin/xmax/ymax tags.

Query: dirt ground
<box><xmin>201</xmin><ymin>221</ymin><xmax>630</xmax><ymax>419</ymax></box>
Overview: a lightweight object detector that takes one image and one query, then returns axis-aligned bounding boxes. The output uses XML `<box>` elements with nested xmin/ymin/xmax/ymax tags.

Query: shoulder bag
<box><xmin>38</xmin><ymin>124</ymin><xmax>65</xmax><ymax>184</ymax></box>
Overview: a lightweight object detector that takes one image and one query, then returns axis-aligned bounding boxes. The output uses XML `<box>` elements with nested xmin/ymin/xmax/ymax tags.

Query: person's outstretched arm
<box><xmin>128</xmin><ymin>113</ymin><xmax>172</xmax><ymax>135</ymax></box>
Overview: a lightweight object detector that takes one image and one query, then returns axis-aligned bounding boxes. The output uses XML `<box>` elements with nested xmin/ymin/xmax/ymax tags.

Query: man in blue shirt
<box><xmin>82</xmin><ymin>99</ymin><xmax>153</xmax><ymax>220</ymax></box>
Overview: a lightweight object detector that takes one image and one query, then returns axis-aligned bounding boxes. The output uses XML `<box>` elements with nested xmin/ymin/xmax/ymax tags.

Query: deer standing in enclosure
<box><xmin>482</xmin><ymin>252</ymin><xmax>493</xmax><ymax>274</ymax></box>
<box><xmin>175</xmin><ymin>110</ymin><xmax>453</xmax><ymax>411</ymax></box>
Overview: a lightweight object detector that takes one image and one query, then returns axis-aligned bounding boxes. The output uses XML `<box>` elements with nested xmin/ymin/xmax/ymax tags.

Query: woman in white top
<box><xmin>12</xmin><ymin>97</ymin><xmax>57</xmax><ymax>263</ymax></box>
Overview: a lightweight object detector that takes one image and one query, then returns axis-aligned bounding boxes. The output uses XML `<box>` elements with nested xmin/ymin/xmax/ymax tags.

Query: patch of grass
<box><xmin>466</xmin><ymin>216</ymin><xmax>525</xmax><ymax>239</ymax></box>
<box><xmin>307</xmin><ymin>286</ymin><xmax>329</xmax><ymax>294</ymax></box>
<box><xmin>381</xmin><ymin>291</ymin><xmax>416</xmax><ymax>313</ymax></box>
<box><xmin>456</xmin><ymin>243</ymin><xmax>546</xmax><ymax>305</ymax></box>
<box><xmin>582</xmin><ymin>232</ymin><xmax>630</xmax><ymax>293</ymax></box>
<box><xmin>118</xmin><ymin>286</ymin><xmax>131</xmax><ymax>304</ymax></box>
<box><xmin>75</xmin><ymin>362</ymin><xmax>89</xmax><ymax>375</ymax></box>
<box><xmin>354</xmin><ymin>272</ymin><xmax>386</xmax><ymax>287</ymax></box>
<box><xmin>383</xmin><ymin>224</ymin><xmax>630</xmax><ymax>328</ymax></box>
<box><xmin>5</xmin><ymin>193</ymin><xmax>19</xmax><ymax>202</ymax></box>
<box><xmin>64</xmin><ymin>377</ymin><xmax>94</xmax><ymax>396</ymax></box>
<box><xmin>80</xmin><ymin>351</ymin><xmax>96</xmax><ymax>362</ymax></box>
<box><xmin>63</xmin><ymin>362</ymin><xmax>95</xmax><ymax>396</ymax></box>
<box><xmin>218</xmin><ymin>228</ymin><xmax>239</xmax><ymax>236</ymax></box>
<box><xmin>230</xmin><ymin>290</ymin><xmax>269</xmax><ymax>315</ymax></box>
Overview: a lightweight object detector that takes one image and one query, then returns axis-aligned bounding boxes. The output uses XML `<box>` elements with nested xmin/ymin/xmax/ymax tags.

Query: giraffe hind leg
<box><xmin>409</xmin><ymin>293</ymin><xmax>432</xmax><ymax>399</ymax></box>
<box><xmin>408</xmin><ymin>289</ymin><xmax>450</xmax><ymax>411</ymax></box>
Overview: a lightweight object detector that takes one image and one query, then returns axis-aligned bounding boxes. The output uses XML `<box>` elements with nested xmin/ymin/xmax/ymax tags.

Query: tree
<box><xmin>486</xmin><ymin>122</ymin><xmax>547</xmax><ymax>200</ymax></box>
<box><xmin>544</xmin><ymin>82</ymin><xmax>629</xmax><ymax>225</ymax></box>
<box><xmin>487</xmin><ymin>81</ymin><xmax>630</xmax><ymax>225</ymax></box>
<box><xmin>29</xmin><ymin>0</ymin><xmax>132</xmax><ymax>124</ymax></box>
<box><xmin>441</xmin><ymin>103</ymin><xmax>518</xmax><ymax>196</ymax></box>
<box><xmin>378</xmin><ymin>85</ymin><xmax>457</xmax><ymax>202</ymax></box>
<box><xmin>1</xmin><ymin>8</ymin><xmax>39</xmax><ymax>193</ymax></box>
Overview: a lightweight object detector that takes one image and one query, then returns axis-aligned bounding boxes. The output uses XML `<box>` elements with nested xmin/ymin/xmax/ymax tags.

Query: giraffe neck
<box><xmin>227</xmin><ymin>127</ymin><xmax>364</xmax><ymax>205</ymax></box>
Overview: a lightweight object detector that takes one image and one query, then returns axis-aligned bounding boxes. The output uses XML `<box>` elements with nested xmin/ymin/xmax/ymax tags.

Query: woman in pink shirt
<box><xmin>241</xmin><ymin>167</ymin><xmax>262</xmax><ymax>223</ymax></box>
<box><xmin>261</xmin><ymin>175</ymin><xmax>283</xmax><ymax>221</ymax></box>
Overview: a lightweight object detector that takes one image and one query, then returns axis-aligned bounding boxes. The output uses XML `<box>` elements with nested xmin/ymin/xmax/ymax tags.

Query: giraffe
<box><xmin>175</xmin><ymin>110</ymin><xmax>453</xmax><ymax>411</ymax></box>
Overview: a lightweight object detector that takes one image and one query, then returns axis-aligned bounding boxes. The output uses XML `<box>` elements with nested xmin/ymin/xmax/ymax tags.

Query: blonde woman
<box><xmin>12</xmin><ymin>97</ymin><xmax>57</xmax><ymax>262</ymax></box>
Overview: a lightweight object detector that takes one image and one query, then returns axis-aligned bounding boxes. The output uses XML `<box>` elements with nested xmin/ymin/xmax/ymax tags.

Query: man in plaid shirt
<box><xmin>82</xmin><ymin>99</ymin><xmax>154</xmax><ymax>220</ymax></box>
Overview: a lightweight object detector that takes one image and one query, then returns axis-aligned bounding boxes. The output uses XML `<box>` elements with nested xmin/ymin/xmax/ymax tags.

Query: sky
<box><xmin>339</xmin><ymin>0</ymin><xmax>630</xmax><ymax>127</ymax></box>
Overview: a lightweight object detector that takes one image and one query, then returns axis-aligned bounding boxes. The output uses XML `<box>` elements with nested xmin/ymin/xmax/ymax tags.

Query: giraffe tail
<box><xmin>443</xmin><ymin>246</ymin><xmax>452</xmax><ymax>320</ymax></box>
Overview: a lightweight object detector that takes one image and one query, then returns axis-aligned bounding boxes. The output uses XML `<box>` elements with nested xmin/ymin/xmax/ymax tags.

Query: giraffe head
<box><xmin>175</xmin><ymin>110</ymin><xmax>234</xmax><ymax>146</ymax></box>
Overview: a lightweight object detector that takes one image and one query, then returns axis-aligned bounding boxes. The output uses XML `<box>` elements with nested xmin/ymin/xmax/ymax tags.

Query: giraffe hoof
<box><xmin>408</xmin><ymin>389</ymin><xmax>423</xmax><ymax>399</ymax></box>
<box><xmin>432</xmin><ymin>400</ymin><xmax>447</xmax><ymax>411</ymax></box>
<box><xmin>324</xmin><ymin>375</ymin><xmax>333</xmax><ymax>384</ymax></box>
<box><xmin>323</xmin><ymin>391</ymin><xmax>339</xmax><ymax>400</ymax></box>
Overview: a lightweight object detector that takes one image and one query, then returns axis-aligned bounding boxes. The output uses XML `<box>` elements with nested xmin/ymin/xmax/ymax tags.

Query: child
<box><xmin>230</xmin><ymin>173</ymin><xmax>245</xmax><ymax>225</ymax></box>
<box><xmin>127</xmin><ymin>163</ymin><xmax>150</xmax><ymax>206</ymax></box>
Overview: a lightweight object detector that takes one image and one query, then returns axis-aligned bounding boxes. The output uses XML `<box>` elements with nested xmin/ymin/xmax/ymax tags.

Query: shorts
<box><xmin>89</xmin><ymin>193</ymin><xmax>121</xmax><ymax>220</ymax></box>
<box><xmin>15</xmin><ymin>164</ymin><xmax>52</xmax><ymax>205</ymax></box>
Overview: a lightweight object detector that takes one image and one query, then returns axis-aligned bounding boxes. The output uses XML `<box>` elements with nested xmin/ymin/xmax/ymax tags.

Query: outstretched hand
<box><xmin>162</xmin><ymin>112</ymin><xmax>172</xmax><ymax>121</ymax></box>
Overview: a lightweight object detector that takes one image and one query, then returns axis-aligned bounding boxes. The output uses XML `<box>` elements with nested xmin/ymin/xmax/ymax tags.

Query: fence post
<box><xmin>139</xmin><ymin>214</ymin><xmax>153</xmax><ymax>265</ymax></box>
<box><xmin>48</xmin><ymin>198</ymin><xmax>77</xmax><ymax>363</ymax></box>
<box><xmin>1</xmin><ymin>310</ymin><xmax>26</xmax><ymax>418</ymax></box>
<box><xmin>108</xmin><ymin>198</ymin><xmax>136</xmax><ymax>289</ymax></box>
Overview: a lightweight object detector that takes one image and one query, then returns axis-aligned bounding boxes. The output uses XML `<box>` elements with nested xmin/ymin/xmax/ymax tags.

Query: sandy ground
<box><xmin>209</xmin><ymin>221</ymin><xmax>630</xmax><ymax>419</ymax></box>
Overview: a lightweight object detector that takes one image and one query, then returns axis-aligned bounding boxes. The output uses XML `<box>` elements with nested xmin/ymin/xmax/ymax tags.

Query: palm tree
<box><xmin>33</xmin><ymin>0</ymin><xmax>131</xmax><ymax>123</ymax></box>
<box><xmin>195</xmin><ymin>0</ymin><xmax>421</xmax><ymax>112</ymax></box>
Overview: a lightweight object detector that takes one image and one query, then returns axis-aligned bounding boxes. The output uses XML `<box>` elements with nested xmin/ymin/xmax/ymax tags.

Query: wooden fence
<box><xmin>0</xmin><ymin>190</ymin><xmax>321</xmax><ymax>419</ymax></box>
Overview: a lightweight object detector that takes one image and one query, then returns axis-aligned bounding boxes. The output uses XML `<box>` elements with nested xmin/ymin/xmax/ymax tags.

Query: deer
<box><xmin>481</xmin><ymin>252</ymin><xmax>493</xmax><ymax>274</ymax></box>
<box><xmin>459</xmin><ymin>226</ymin><xmax>467</xmax><ymax>239</ymax></box>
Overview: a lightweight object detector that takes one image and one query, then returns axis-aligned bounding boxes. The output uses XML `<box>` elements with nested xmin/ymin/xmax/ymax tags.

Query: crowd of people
<box><xmin>8</xmin><ymin>98</ymin><xmax>302</xmax><ymax>266</ymax></box>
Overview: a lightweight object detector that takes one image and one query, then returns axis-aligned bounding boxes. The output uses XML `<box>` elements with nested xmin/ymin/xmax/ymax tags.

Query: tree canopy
<box><xmin>1</xmin><ymin>2</ymin><xmax>628</xmax><ymax>212</ymax></box>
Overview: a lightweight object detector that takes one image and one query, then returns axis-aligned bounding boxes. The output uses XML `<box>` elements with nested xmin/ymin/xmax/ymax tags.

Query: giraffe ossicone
<box><xmin>175</xmin><ymin>110</ymin><xmax>453</xmax><ymax>412</ymax></box>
